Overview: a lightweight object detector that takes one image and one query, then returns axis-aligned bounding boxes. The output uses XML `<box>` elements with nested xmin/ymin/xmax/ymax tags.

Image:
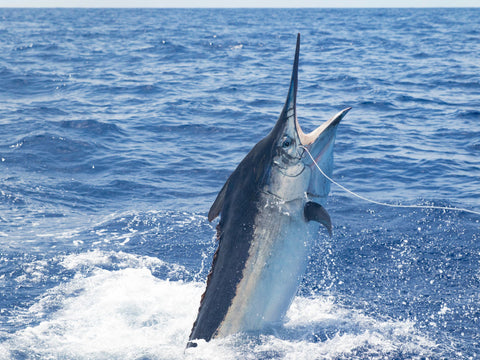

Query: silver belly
<box><xmin>216</xmin><ymin>194</ymin><xmax>314</xmax><ymax>337</ymax></box>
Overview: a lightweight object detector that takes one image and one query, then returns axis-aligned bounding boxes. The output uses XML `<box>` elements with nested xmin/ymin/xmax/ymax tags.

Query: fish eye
<box><xmin>282</xmin><ymin>136</ymin><xmax>292</xmax><ymax>148</ymax></box>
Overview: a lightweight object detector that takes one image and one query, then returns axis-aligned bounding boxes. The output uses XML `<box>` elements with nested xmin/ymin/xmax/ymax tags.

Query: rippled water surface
<box><xmin>0</xmin><ymin>8</ymin><xmax>479</xmax><ymax>359</ymax></box>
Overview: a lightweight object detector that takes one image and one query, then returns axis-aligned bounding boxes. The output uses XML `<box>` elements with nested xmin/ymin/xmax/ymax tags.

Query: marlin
<box><xmin>188</xmin><ymin>33</ymin><xmax>350</xmax><ymax>347</ymax></box>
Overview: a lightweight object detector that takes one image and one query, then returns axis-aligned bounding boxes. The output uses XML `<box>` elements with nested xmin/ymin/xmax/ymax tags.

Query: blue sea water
<box><xmin>0</xmin><ymin>7</ymin><xmax>479</xmax><ymax>359</ymax></box>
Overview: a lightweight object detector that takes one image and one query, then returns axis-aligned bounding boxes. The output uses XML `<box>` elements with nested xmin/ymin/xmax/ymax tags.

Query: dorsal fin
<box><xmin>304</xmin><ymin>201</ymin><xmax>332</xmax><ymax>236</ymax></box>
<box><xmin>208</xmin><ymin>179</ymin><xmax>230</xmax><ymax>222</ymax></box>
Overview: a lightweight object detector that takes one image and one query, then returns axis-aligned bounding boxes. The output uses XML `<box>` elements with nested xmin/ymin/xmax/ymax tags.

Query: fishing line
<box><xmin>301</xmin><ymin>146</ymin><xmax>480</xmax><ymax>217</ymax></box>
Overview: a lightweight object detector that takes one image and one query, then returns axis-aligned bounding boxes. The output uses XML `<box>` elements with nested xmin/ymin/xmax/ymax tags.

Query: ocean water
<box><xmin>0</xmin><ymin>7</ymin><xmax>479</xmax><ymax>359</ymax></box>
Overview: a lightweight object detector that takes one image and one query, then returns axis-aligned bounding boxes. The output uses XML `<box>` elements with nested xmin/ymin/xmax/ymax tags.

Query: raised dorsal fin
<box><xmin>304</xmin><ymin>201</ymin><xmax>332</xmax><ymax>236</ymax></box>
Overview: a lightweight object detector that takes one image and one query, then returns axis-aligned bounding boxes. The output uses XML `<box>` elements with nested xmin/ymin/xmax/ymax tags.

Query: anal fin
<box><xmin>304</xmin><ymin>201</ymin><xmax>332</xmax><ymax>236</ymax></box>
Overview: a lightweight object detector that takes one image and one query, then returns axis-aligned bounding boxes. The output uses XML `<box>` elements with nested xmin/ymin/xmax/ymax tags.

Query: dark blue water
<box><xmin>0</xmin><ymin>8</ymin><xmax>479</xmax><ymax>359</ymax></box>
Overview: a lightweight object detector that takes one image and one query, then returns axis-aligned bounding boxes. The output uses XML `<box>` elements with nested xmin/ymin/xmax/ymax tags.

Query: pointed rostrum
<box><xmin>283</xmin><ymin>33</ymin><xmax>300</xmax><ymax>118</ymax></box>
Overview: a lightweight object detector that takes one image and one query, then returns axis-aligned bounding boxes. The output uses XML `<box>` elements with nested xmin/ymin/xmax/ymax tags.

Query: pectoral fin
<box><xmin>304</xmin><ymin>201</ymin><xmax>332</xmax><ymax>236</ymax></box>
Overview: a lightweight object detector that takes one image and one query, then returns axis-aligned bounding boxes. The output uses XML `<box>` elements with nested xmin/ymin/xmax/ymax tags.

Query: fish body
<box><xmin>188</xmin><ymin>33</ymin><xmax>350</xmax><ymax>346</ymax></box>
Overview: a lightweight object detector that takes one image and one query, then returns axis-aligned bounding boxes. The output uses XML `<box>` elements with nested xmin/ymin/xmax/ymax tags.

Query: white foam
<box><xmin>1</xmin><ymin>251</ymin><xmax>439</xmax><ymax>359</ymax></box>
<box><xmin>2</xmin><ymin>267</ymin><xmax>203</xmax><ymax>359</ymax></box>
<box><xmin>283</xmin><ymin>296</ymin><xmax>437</xmax><ymax>358</ymax></box>
<box><xmin>60</xmin><ymin>249</ymin><xmax>189</xmax><ymax>279</ymax></box>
